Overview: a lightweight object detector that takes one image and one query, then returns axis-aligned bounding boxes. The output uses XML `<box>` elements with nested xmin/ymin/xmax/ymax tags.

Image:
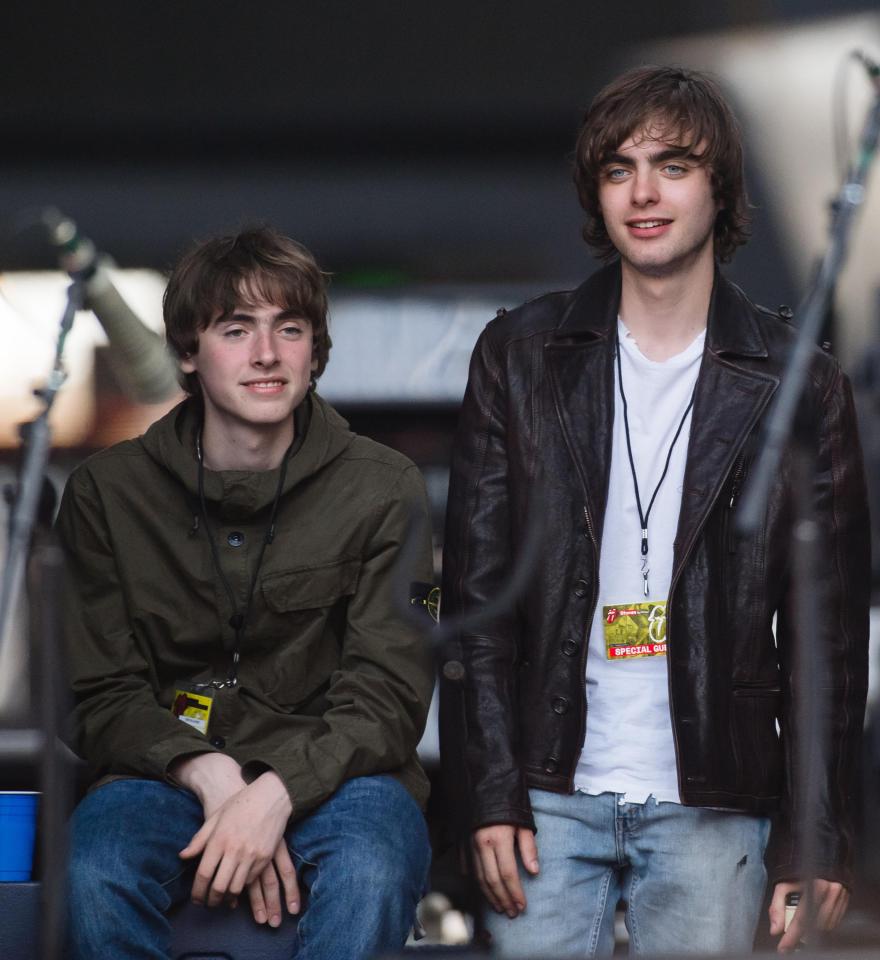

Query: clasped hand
<box><xmin>172</xmin><ymin>753</ymin><xmax>299</xmax><ymax>927</ymax></box>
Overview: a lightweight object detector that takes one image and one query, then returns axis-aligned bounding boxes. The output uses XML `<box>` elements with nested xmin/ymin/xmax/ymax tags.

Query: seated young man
<box><xmin>58</xmin><ymin>226</ymin><xmax>435</xmax><ymax>959</ymax></box>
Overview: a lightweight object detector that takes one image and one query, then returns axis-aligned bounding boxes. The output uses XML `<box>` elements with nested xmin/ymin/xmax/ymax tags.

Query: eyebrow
<box><xmin>212</xmin><ymin>307</ymin><xmax>302</xmax><ymax>326</ymax></box>
<box><xmin>603</xmin><ymin>146</ymin><xmax>694</xmax><ymax>168</ymax></box>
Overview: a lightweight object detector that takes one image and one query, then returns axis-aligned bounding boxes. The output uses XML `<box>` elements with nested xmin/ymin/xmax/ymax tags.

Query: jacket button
<box><xmin>543</xmin><ymin>756</ymin><xmax>559</xmax><ymax>774</ymax></box>
<box><xmin>778</xmin><ymin>304</ymin><xmax>794</xmax><ymax>320</ymax></box>
<box><xmin>443</xmin><ymin>660</ymin><xmax>465</xmax><ymax>682</ymax></box>
<box><xmin>227</xmin><ymin>531</ymin><xmax>244</xmax><ymax>547</ymax></box>
<box><xmin>551</xmin><ymin>696</ymin><xmax>569</xmax><ymax>715</ymax></box>
<box><xmin>561</xmin><ymin>638</ymin><xmax>579</xmax><ymax>657</ymax></box>
<box><xmin>573</xmin><ymin>579</ymin><xmax>589</xmax><ymax>599</ymax></box>
<box><xmin>210</xmin><ymin>735</ymin><xmax>226</xmax><ymax>749</ymax></box>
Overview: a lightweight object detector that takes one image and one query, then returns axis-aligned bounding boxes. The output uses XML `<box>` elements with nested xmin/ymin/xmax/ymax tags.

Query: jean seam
<box><xmin>587</xmin><ymin>868</ymin><xmax>615</xmax><ymax>956</ymax></box>
<box><xmin>627</xmin><ymin>869</ymin><xmax>642</xmax><ymax>955</ymax></box>
<box><xmin>160</xmin><ymin>866</ymin><xmax>189</xmax><ymax>890</ymax></box>
<box><xmin>293</xmin><ymin>858</ymin><xmax>318</xmax><ymax>954</ymax></box>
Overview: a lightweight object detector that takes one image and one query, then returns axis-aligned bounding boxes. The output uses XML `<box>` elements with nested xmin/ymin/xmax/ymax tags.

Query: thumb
<box><xmin>179</xmin><ymin>821</ymin><xmax>211</xmax><ymax>860</ymax></box>
<box><xmin>517</xmin><ymin>828</ymin><xmax>540</xmax><ymax>874</ymax></box>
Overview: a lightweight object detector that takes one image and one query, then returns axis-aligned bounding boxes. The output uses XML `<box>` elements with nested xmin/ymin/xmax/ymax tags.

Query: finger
<box><xmin>206</xmin><ymin>855</ymin><xmax>238</xmax><ymax>908</ymax></box>
<box><xmin>768</xmin><ymin>883</ymin><xmax>795</xmax><ymax>937</ymax></box>
<box><xmin>517</xmin><ymin>828</ymin><xmax>540</xmax><ymax>875</ymax></box>
<box><xmin>777</xmin><ymin>906</ymin><xmax>807</xmax><ymax>954</ymax></box>
<box><xmin>226</xmin><ymin>859</ymin><xmax>254</xmax><ymax>902</ymax></box>
<box><xmin>475</xmin><ymin>837</ymin><xmax>520</xmax><ymax>917</ymax></box>
<box><xmin>180</xmin><ymin>820</ymin><xmax>212</xmax><ymax>860</ymax></box>
<box><xmin>828</xmin><ymin>893</ymin><xmax>849</xmax><ymax>931</ymax></box>
<box><xmin>191</xmin><ymin>848</ymin><xmax>221</xmax><ymax>905</ymax></box>
<box><xmin>471</xmin><ymin>844</ymin><xmax>502</xmax><ymax>914</ymax></box>
<box><xmin>816</xmin><ymin>885</ymin><xmax>848</xmax><ymax>930</ymax></box>
<box><xmin>493</xmin><ymin>838</ymin><xmax>527</xmax><ymax>917</ymax></box>
<box><xmin>274</xmin><ymin>843</ymin><xmax>300</xmax><ymax>915</ymax></box>
<box><xmin>259</xmin><ymin>863</ymin><xmax>283</xmax><ymax>928</ymax></box>
<box><xmin>248</xmin><ymin>879</ymin><xmax>268</xmax><ymax>925</ymax></box>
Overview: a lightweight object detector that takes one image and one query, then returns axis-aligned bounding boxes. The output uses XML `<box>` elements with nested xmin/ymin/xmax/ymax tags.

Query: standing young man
<box><xmin>59</xmin><ymin>226</ymin><xmax>435</xmax><ymax>959</ymax></box>
<box><xmin>440</xmin><ymin>66</ymin><xmax>869</xmax><ymax>956</ymax></box>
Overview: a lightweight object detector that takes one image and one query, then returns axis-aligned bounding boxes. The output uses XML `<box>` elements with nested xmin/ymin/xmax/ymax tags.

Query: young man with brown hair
<box><xmin>441</xmin><ymin>66</ymin><xmax>869</xmax><ymax>956</ymax></box>
<box><xmin>60</xmin><ymin>226</ymin><xmax>435</xmax><ymax>959</ymax></box>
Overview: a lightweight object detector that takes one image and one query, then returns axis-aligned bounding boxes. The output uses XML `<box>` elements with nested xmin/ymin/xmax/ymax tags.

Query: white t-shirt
<box><xmin>574</xmin><ymin>319</ymin><xmax>705</xmax><ymax>803</ymax></box>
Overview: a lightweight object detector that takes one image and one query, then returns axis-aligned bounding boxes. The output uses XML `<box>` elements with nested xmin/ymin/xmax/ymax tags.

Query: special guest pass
<box><xmin>603</xmin><ymin>601</ymin><xmax>667</xmax><ymax>660</ymax></box>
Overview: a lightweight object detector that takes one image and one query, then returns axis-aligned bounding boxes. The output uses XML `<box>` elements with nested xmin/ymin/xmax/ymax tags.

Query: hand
<box><xmin>769</xmin><ymin>879</ymin><xmax>850</xmax><ymax>953</ymax></box>
<box><xmin>179</xmin><ymin>770</ymin><xmax>294</xmax><ymax>909</ymax></box>
<box><xmin>471</xmin><ymin>825</ymin><xmax>539</xmax><ymax>918</ymax></box>
<box><xmin>246</xmin><ymin>838</ymin><xmax>300</xmax><ymax>927</ymax></box>
<box><xmin>169</xmin><ymin>752</ymin><xmax>247</xmax><ymax>817</ymax></box>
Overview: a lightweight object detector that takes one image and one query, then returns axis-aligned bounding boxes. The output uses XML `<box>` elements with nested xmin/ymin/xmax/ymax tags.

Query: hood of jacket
<box><xmin>139</xmin><ymin>391</ymin><xmax>356</xmax><ymax>520</ymax></box>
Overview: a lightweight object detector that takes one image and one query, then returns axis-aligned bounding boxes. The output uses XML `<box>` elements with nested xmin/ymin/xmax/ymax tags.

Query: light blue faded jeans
<box><xmin>66</xmin><ymin>774</ymin><xmax>430</xmax><ymax>960</ymax></box>
<box><xmin>486</xmin><ymin>789</ymin><xmax>771</xmax><ymax>958</ymax></box>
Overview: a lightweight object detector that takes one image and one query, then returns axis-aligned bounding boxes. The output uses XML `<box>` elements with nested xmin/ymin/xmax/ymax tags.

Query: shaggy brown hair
<box><xmin>163</xmin><ymin>225</ymin><xmax>331</xmax><ymax>394</ymax></box>
<box><xmin>573</xmin><ymin>65</ymin><xmax>751</xmax><ymax>263</ymax></box>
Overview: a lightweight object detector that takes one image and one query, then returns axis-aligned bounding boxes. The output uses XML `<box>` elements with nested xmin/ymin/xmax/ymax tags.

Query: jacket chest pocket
<box><xmin>256</xmin><ymin>559</ymin><xmax>360</xmax><ymax>706</ymax></box>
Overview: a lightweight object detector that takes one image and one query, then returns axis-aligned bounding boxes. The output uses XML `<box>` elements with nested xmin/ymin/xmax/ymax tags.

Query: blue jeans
<box><xmin>66</xmin><ymin>774</ymin><xmax>430</xmax><ymax>960</ymax></box>
<box><xmin>486</xmin><ymin>790</ymin><xmax>770</xmax><ymax>958</ymax></box>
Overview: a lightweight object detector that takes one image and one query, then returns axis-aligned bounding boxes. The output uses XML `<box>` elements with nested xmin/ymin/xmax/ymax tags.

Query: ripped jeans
<box><xmin>485</xmin><ymin>789</ymin><xmax>770</xmax><ymax>957</ymax></box>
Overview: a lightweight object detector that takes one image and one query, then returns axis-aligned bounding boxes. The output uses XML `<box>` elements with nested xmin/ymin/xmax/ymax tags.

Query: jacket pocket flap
<box><xmin>262</xmin><ymin>560</ymin><xmax>359</xmax><ymax>612</ymax></box>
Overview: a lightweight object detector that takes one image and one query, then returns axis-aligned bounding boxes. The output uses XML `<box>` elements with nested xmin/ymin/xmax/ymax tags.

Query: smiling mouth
<box><xmin>628</xmin><ymin>219</ymin><xmax>672</xmax><ymax>230</ymax></box>
<box><xmin>243</xmin><ymin>380</ymin><xmax>286</xmax><ymax>391</ymax></box>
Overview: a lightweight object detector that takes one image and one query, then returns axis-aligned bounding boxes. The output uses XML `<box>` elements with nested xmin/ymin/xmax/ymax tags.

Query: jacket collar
<box><xmin>552</xmin><ymin>261</ymin><xmax>769</xmax><ymax>360</ymax></box>
<box><xmin>142</xmin><ymin>391</ymin><xmax>354</xmax><ymax>516</ymax></box>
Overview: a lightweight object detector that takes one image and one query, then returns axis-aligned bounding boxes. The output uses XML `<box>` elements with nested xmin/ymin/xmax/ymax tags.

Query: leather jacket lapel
<box><xmin>544</xmin><ymin>267</ymin><xmax>620</xmax><ymax>541</ymax></box>
<box><xmin>672</xmin><ymin>353</ymin><xmax>778</xmax><ymax>583</ymax></box>
<box><xmin>545</xmin><ymin>337</ymin><xmax>615</xmax><ymax>535</ymax></box>
<box><xmin>672</xmin><ymin>273</ymin><xmax>780</xmax><ymax>584</ymax></box>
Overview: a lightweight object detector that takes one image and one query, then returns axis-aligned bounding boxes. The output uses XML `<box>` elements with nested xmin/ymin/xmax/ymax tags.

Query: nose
<box><xmin>251</xmin><ymin>327</ymin><xmax>278</xmax><ymax>367</ymax></box>
<box><xmin>630</xmin><ymin>169</ymin><xmax>660</xmax><ymax>207</ymax></box>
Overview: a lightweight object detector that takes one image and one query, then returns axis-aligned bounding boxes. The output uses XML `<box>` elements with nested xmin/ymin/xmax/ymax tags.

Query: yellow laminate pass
<box><xmin>603</xmin><ymin>601</ymin><xmax>667</xmax><ymax>660</ymax></box>
<box><xmin>171</xmin><ymin>688</ymin><xmax>213</xmax><ymax>735</ymax></box>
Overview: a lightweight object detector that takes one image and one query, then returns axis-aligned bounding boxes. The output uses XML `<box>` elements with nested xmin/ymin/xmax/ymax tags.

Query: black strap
<box><xmin>195</xmin><ymin>432</ymin><xmax>291</xmax><ymax>687</ymax></box>
<box><xmin>615</xmin><ymin>335</ymin><xmax>696</xmax><ymax>595</ymax></box>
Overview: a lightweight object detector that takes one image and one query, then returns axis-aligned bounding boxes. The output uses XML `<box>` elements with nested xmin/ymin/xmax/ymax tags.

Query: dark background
<box><xmin>5</xmin><ymin>0</ymin><xmax>876</xmax><ymax>302</ymax></box>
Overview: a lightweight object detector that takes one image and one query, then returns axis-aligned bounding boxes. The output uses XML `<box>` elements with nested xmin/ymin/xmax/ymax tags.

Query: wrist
<box><xmin>252</xmin><ymin>769</ymin><xmax>294</xmax><ymax>820</ymax></box>
<box><xmin>169</xmin><ymin>751</ymin><xmax>245</xmax><ymax>804</ymax></box>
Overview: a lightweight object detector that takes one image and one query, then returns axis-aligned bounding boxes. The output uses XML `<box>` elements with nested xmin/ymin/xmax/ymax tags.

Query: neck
<box><xmin>200</xmin><ymin>418</ymin><xmax>294</xmax><ymax>472</ymax></box>
<box><xmin>618</xmin><ymin>255</ymin><xmax>714</xmax><ymax>362</ymax></box>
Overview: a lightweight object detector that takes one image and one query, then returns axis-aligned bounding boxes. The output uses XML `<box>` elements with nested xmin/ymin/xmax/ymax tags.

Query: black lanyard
<box><xmin>615</xmin><ymin>335</ymin><xmax>696</xmax><ymax>597</ymax></box>
<box><xmin>195</xmin><ymin>431</ymin><xmax>291</xmax><ymax>687</ymax></box>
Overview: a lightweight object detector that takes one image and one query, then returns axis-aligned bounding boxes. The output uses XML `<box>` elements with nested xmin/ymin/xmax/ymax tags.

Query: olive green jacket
<box><xmin>57</xmin><ymin>394</ymin><xmax>434</xmax><ymax>819</ymax></box>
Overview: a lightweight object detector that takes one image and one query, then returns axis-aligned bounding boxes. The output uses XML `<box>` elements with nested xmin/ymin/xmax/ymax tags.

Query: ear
<box><xmin>180</xmin><ymin>353</ymin><xmax>197</xmax><ymax>375</ymax></box>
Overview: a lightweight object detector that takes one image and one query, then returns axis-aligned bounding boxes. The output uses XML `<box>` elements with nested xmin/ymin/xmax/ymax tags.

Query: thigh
<box><xmin>485</xmin><ymin>790</ymin><xmax>621</xmax><ymax>960</ymax></box>
<box><xmin>624</xmin><ymin>802</ymin><xmax>770</xmax><ymax>955</ymax></box>
<box><xmin>69</xmin><ymin>778</ymin><xmax>203</xmax><ymax>899</ymax></box>
<box><xmin>288</xmin><ymin>774</ymin><xmax>430</xmax><ymax>884</ymax></box>
<box><xmin>67</xmin><ymin>779</ymin><xmax>205</xmax><ymax>960</ymax></box>
<box><xmin>286</xmin><ymin>775</ymin><xmax>430</xmax><ymax>960</ymax></box>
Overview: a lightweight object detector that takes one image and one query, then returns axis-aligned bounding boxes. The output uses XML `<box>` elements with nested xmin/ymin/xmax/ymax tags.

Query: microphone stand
<box><xmin>0</xmin><ymin>276</ymin><xmax>82</xmax><ymax>646</ymax></box>
<box><xmin>0</xmin><ymin>274</ymin><xmax>86</xmax><ymax>960</ymax></box>
<box><xmin>737</xmin><ymin>69</ymin><xmax>880</xmax><ymax>948</ymax></box>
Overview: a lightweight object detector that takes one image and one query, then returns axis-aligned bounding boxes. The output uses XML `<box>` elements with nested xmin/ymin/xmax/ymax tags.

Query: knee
<box><xmin>332</xmin><ymin>833</ymin><xmax>429</xmax><ymax>907</ymax></box>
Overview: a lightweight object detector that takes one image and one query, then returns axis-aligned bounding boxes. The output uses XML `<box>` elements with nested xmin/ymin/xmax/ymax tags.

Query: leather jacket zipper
<box><xmin>726</xmin><ymin>455</ymin><xmax>747</xmax><ymax>554</ymax></box>
<box><xmin>571</xmin><ymin>502</ymin><xmax>600</xmax><ymax>792</ymax></box>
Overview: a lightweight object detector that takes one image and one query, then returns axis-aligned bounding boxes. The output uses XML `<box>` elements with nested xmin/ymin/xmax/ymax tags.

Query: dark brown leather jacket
<box><xmin>440</xmin><ymin>264</ymin><xmax>870</xmax><ymax>887</ymax></box>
